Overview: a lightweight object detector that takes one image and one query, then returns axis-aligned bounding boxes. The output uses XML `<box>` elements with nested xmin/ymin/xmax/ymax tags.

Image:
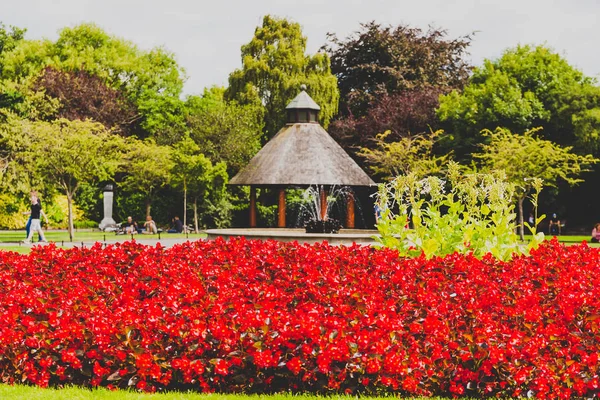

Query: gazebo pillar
<box><xmin>320</xmin><ymin>188</ymin><xmax>327</xmax><ymax>220</ymax></box>
<box><xmin>278</xmin><ymin>188</ymin><xmax>286</xmax><ymax>228</ymax></box>
<box><xmin>346</xmin><ymin>191</ymin><xmax>355</xmax><ymax>229</ymax></box>
<box><xmin>249</xmin><ymin>186</ymin><xmax>257</xmax><ymax>228</ymax></box>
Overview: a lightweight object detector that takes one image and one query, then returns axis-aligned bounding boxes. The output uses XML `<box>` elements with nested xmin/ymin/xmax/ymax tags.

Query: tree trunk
<box><xmin>518</xmin><ymin>196</ymin><xmax>525</xmax><ymax>241</ymax></box>
<box><xmin>67</xmin><ymin>191</ymin><xmax>74</xmax><ymax>242</ymax></box>
<box><xmin>194</xmin><ymin>198</ymin><xmax>199</xmax><ymax>233</ymax></box>
<box><xmin>183</xmin><ymin>182</ymin><xmax>187</xmax><ymax>232</ymax></box>
<box><xmin>145</xmin><ymin>198</ymin><xmax>151</xmax><ymax>218</ymax></box>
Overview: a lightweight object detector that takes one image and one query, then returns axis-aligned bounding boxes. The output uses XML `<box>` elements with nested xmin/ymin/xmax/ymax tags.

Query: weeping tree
<box><xmin>226</xmin><ymin>15</ymin><xmax>339</xmax><ymax>141</ymax></box>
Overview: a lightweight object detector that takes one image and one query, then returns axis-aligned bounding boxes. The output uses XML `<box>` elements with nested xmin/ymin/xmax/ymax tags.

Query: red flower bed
<box><xmin>1</xmin><ymin>238</ymin><xmax>600</xmax><ymax>398</ymax></box>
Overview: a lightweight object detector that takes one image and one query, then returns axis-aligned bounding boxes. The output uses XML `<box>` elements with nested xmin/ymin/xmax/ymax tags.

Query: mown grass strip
<box><xmin>0</xmin><ymin>385</ymin><xmax>438</xmax><ymax>400</ymax></box>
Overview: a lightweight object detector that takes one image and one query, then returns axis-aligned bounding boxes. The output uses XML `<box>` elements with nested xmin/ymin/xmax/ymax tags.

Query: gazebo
<box><xmin>229</xmin><ymin>86</ymin><xmax>375</xmax><ymax>228</ymax></box>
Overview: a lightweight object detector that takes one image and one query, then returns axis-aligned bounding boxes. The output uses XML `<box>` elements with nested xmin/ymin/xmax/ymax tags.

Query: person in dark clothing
<box><xmin>23</xmin><ymin>192</ymin><xmax>48</xmax><ymax>244</ymax></box>
<box><xmin>123</xmin><ymin>216</ymin><xmax>138</xmax><ymax>234</ymax></box>
<box><xmin>549</xmin><ymin>213</ymin><xmax>561</xmax><ymax>236</ymax></box>
<box><xmin>25</xmin><ymin>190</ymin><xmax>43</xmax><ymax>241</ymax></box>
<box><xmin>168</xmin><ymin>216</ymin><xmax>183</xmax><ymax>233</ymax></box>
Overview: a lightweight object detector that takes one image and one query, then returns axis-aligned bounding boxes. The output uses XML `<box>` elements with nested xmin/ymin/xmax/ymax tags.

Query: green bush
<box><xmin>375</xmin><ymin>162</ymin><xmax>544</xmax><ymax>260</ymax></box>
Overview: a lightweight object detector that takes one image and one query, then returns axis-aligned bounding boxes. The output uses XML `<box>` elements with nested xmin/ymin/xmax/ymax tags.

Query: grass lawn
<box><xmin>1</xmin><ymin>385</ymin><xmax>438</xmax><ymax>400</ymax></box>
<box><xmin>0</xmin><ymin>229</ymin><xmax>207</xmax><ymax>244</ymax></box>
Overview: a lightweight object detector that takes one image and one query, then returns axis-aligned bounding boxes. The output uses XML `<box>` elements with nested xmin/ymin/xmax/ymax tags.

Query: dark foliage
<box><xmin>323</xmin><ymin>22</ymin><xmax>472</xmax><ymax>165</ymax></box>
<box><xmin>33</xmin><ymin>67</ymin><xmax>140</xmax><ymax>135</ymax></box>
<box><xmin>329</xmin><ymin>86</ymin><xmax>445</xmax><ymax>156</ymax></box>
<box><xmin>324</xmin><ymin>21</ymin><xmax>472</xmax><ymax>118</ymax></box>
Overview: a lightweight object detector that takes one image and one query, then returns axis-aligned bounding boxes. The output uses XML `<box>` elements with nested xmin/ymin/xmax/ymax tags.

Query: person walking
<box><xmin>23</xmin><ymin>192</ymin><xmax>48</xmax><ymax>244</ymax></box>
<box><xmin>24</xmin><ymin>190</ymin><xmax>39</xmax><ymax>241</ymax></box>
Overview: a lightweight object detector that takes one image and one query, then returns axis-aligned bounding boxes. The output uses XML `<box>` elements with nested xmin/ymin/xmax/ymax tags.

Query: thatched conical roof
<box><xmin>229</xmin><ymin>123</ymin><xmax>374</xmax><ymax>186</ymax></box>
<box><xmin>230</xmin><ymin>89</ymin><xmax>375</xmax><ymax>187</ymax></box>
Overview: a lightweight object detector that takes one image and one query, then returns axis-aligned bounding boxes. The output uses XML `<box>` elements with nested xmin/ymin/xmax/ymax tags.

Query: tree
<box><xmin>324</xmin><ymin>22</ymin><xmax>472</xmax><ymax>163</ymax></box>
<box><xmin>20</xmin><ymin>119</ymin><xmax>126</xmax><ymax>241</ymax></box>
<box><xmin>358</xmin><ymin>129</ymin><xmax>452</xmax><ymax>180</ymax></box>
<box><xmin>0</xmin><ymin>22</ymin><xmax>25</xmax><ymax>70</ymax></box>
<box><xmin>474</xmin><ymin>127</ymin><xmax>598</xmax><ymax>239</ymax></box>
<box><xmin>324</xmin><ymin>21</ymin><xmax>472</xmax><ymax>118</ymax></box>
<box><xmin>171</xmin><ymin>135</ymin><xmax>230</xmax><ymax>231</ymax></box>
<box><xmin>32</xmin><ymin>66</ymin><xmax>139</xmax><ymax>134</ymax></box>
<box><xmin>120</xmin><ymin>139</ymin><xmax>173</xmax><ymax>217</ymax></box>
<box><xmin>0</xmin><ymin>23</ymin><xmax>187</xmax><ymax>141</ymax></box>
<box><xmin>438</xmin><ymin>45</ymin><xmax>600</xmax><ymax>157</ymax></box>
<box><xmin>185</xmin><ymin>87</ymin><xmax>263</xmax><ymax>174</ymax></box>
<box><xmin>0</xmin><ymin>22</ymin><xmax>26</xmax><ymax>111</ymax></box>
<box><xmin>329</xmin><ymin>86</ymin><xmax>445</xmax><ymax>154</ymax></box>
<box><xmin>226</xmin><ymin>15</ymin><xmax>339</xmax><ymax>140</ymax></box>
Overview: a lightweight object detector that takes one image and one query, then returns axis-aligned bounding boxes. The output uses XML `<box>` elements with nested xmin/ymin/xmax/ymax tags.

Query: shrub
<box><xmin>375</xmin><ymin>162</ymin><xmax>544</xmax><ymax>260</ymax></box>
<box><xmin>0</xmin><ymin>238</ymin><xmax>599</xmax><ymax>398</ymax></box>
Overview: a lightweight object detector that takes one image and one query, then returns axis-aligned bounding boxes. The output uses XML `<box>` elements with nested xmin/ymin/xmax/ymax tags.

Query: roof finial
<box><xmin>300</xmin><ymin>84</ymin><xmax>307</xmax><ymax>91</ymax></box>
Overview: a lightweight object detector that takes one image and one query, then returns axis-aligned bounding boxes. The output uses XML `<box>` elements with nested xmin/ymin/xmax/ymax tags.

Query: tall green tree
<box><xmin>0</xmin><ymin>22</ymin><xmax>25</xmax><ymax>56</ymax></box>
<box><xmin>226</xmin><ymin>15</ymin><xmax>339</xmax><ymax>140</ymax></box>
<box><xmin>19</xmin><ymin>119</ymin><xmax>126</xmax><ymax>241</ymax></box>
<box><xmin>171</xmin><ymin>135</ymin><xmax>230</xmax><ymax>231</ymax></box>
<box><xmin>474</xmin><ymin>127</ymin><xmax>598</xmax><ymax>239</ymax></box>
<box><xmin>438</xmin><ymin>45</ymin><xmax>600</xmax><ymax>157</ymax></box>
<box><xmin>0</xmin><ymin>22</ymin><xmax>26</xmax><ymax>110</ymax></box>
<box><xmin>185</xmin><ymin>87</ymin><xmax>263</xmax><ymax>174</ymax></box>
<box><xmin>120</xmin><ymin>139</ymin><xmax>173</xmax><ymax>218</ymax></box>
<box><xmin>0</xmin><ymin>23</ymin><xmax>187</xmax><ymax>142</ymax></box>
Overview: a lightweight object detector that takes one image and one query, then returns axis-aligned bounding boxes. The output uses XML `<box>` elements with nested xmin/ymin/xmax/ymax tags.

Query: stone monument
<box><xmin>98</xmin><ymin>184</ymin><xmax>117</xmax><ymax>230</ymax></box>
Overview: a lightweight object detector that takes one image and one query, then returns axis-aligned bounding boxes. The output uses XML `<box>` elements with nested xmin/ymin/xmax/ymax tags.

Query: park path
<box><xmin>1</xmin><ymin>237</ymin><xmax>200</xmax><ymax>250</ymax></box>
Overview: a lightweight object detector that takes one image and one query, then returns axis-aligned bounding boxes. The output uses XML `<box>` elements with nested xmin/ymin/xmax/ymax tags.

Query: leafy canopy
<box><xmin>226</xmin><ymin>15</ymin><xmax>339</xmax><ymax>140</ymax></box>
<box><xmin>438</xmin><ymin>45</ymin><xmax>600</xmax><ymax>156</ymax></box>
<box><xmin>185</xmin><ymin>87</ymin><xmax>263</xmax><ymax>175</ymax></box>
<box><xmin>324</xmin><ymin>21</ymin><xmax>472</xmax><ymax>118</ymax></box>
<box><xmin>325</xmin><ymin>22</ymin><xmax>472</xmax><ymax>164</ymax></box>
<box><xmin>358</xmin><ymin>129</ymin><xmax>452</xmax><ymax>180</ymax></box>
<box><xmin>0</xmin><ymin>23</ymin><xmax>187</xmax><ymax>142</ymax></box>
<box><xmin>475</xmin><ymin>127</ymin><xmax>598</xmax><ymax>198</ymax></box>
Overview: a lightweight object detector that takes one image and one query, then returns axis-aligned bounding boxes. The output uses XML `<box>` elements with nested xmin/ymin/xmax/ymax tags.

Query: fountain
<box><xmin>298</xmin><ymin>186</ymin><xmax>345</xmax><ymax>233</ymax></box>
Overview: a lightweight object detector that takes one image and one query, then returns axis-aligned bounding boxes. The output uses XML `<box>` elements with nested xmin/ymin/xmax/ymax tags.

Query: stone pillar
<box><xmin>277</xmin><ymin>188</ymin><xmax>286</xmax><ymax>228</ymax></box>
<box><xmin>249</xmin><ymin>186</ymin><xmax>257</xmax><ymax>228</ymax></box>
<box><xmin>320</xmin><ymin>188</ymin><xmax>327</xmax><ymax>220</ymax></box>
<box><xmin>346</xmin><ymin>191</ymin><xmax>355</xmax><ymax>229</ymax></box>
<box><xmin>99</xmin><ymin>184</ymin><xmax>116</xmax><ymax>230</ymax></box>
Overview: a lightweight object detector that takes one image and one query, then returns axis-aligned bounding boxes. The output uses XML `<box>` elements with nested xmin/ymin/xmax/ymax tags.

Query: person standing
<box><xmin>24</xmin><ymin>190</ymin><xmax>40</xmax><ymax>241</ymax></box>
<box><xmin>549</xmin><ymin>213</ymin><xmax>561</xmax><ymax>236</ymax></box>
<box><xmin>23</xmin><ymin>193</ymin><xmax>48</xmax><ymax>244</ymax></box>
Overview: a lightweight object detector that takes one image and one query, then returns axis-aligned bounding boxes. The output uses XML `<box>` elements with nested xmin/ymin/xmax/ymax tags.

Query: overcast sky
<box><xmin>3</xmin><ymin>0</ymin><xmax>599</xmax><ymax>95</ymax></box>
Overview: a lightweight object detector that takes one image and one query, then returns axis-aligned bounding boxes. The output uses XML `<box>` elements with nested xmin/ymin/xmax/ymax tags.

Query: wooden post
<box><xmin>320</xmin><ymin>188</ymin><xmax>327</xmax><ymax>220</ymax></box>
<box><xmin>346</xmin><ymin>191</ymin><xmax>355</xmax><ymax>229</ymax></box>
<box><xmin>249</xmin><ymin>186</ymin><xmax>257</xmax><ymax>228</ymax></box>
<box><xmin>278</xmin><ymin>188</ymin><xmax>286</xmax><ymax>228</ymax></box>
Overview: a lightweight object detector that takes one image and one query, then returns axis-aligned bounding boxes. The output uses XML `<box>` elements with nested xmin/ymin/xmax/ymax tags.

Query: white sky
<box><xmin>3</xmin><ymin>0</ymin><xmax>599</xmax><ymax>95</ymax></box>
